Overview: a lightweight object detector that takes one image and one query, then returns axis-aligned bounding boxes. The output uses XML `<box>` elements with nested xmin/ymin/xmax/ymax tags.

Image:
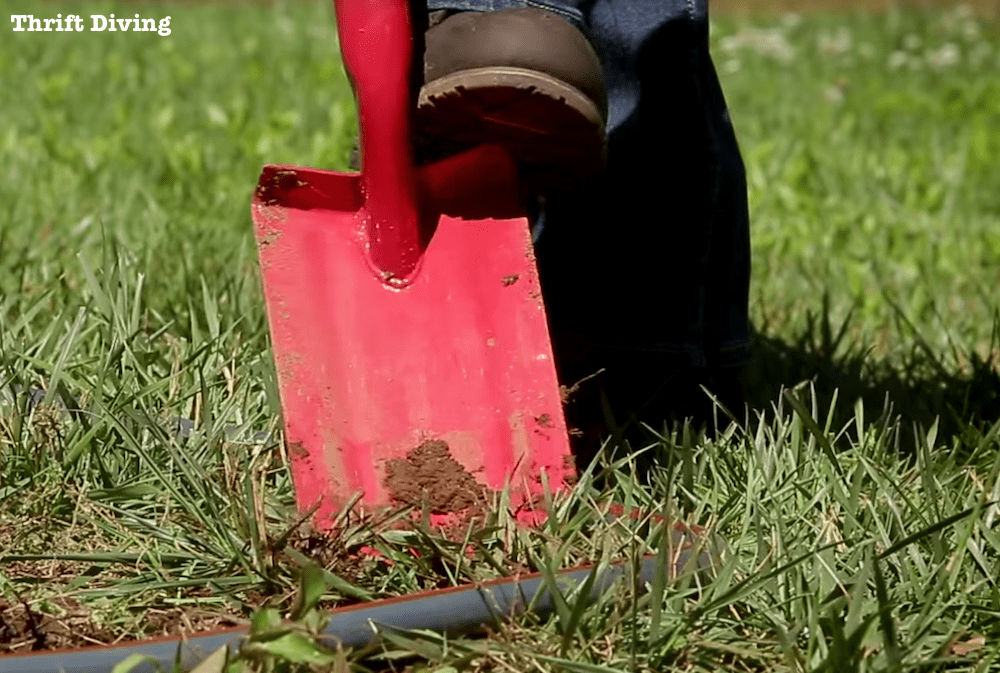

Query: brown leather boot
<box><xmin>349</xmin><ymin>8</ymin><xmax>607</xmax><ymax>193</ymax></box>
<box><xmin>417</xmin><ymin>8</ymin><xmax>607</xmax><ymax>192</ymax></box>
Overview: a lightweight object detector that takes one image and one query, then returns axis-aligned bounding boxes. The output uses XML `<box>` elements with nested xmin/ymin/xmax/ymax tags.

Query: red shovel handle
<box><xmin>333</xmin><ymin>0</ymin><xmax>422</xmax><ymax>282</ymax></box>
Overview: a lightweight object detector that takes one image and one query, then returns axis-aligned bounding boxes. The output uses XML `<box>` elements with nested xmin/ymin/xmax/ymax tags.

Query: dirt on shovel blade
<box><xmin>384</xmin><ymin>440</ymin><xmax>486</xmax><ymax>514</ymax></box>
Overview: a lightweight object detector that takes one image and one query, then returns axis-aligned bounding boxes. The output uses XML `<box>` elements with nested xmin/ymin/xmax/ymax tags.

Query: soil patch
<box><xmin>277</xmin><ymin>526</ymin><xmax>374</xmax><ymax>590</ymax></box>
<box><xmin>0</xmin><ymin>517</ymin><xmax>376</xmax><ymax>653</ymax></box>
<box><xmin>0</xmin><ymin>592</ymin><xmax>248</xmax><ymax>654</ymax></box>
<box><xmin>384</xmin><ymin>440</ymin><xmax>486</xmax><ymax>514</ymax></box>
<box><xmin>0</xmin><ymin>597</ymin><xmax>116</xmax><ymax>652</ymax></box>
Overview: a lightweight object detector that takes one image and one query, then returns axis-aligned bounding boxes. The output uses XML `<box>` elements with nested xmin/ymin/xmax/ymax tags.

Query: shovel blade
<box><xmin>253</xmin><ymin>163</ymin><xmax>573</xmax><ymax>528</ymax></box>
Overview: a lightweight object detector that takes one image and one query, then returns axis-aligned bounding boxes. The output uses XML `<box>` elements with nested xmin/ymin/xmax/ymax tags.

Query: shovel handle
<box><xmin>333</xmin><ymin>0</ymin><xmax>422</xmax><ymax>282</ymax></box>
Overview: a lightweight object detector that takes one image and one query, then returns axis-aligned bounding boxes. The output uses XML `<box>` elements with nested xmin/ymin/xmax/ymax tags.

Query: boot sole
<box><xmin>416</xmin><ymin>66</ymin><xmax>606</xmax><ymax>190</ymax></box>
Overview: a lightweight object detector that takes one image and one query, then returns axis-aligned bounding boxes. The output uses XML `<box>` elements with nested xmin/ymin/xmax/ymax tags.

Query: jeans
<box><xmin>428</xmin><ymin>0</ymin><xmax>752</xmax><ymax>373</ymax></box>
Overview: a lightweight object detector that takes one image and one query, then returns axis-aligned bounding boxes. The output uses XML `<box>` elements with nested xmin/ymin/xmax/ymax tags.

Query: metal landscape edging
<box><xmin>0</xmin><ymin>553</ymin><xmax>703</xmax><ymax>673</ymax></box>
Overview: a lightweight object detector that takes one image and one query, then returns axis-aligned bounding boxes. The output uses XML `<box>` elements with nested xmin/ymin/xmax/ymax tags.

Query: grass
<box><xmin>1</xmin><ymin>0</ymin><xmax>999</xmax><ymax>670</ymax></box>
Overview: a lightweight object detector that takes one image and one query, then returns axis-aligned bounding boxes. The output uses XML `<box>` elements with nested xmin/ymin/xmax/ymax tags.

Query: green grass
<box><xmin>1</xmin><ymin>1</ymin><xmax>999</xmax><ymax>670</ymax></box>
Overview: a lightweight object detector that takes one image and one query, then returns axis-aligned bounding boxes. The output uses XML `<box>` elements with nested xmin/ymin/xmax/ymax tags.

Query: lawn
<box><xmin>1</xmin><ymin>1</ymin><xmax>999</xmax><ymax>671</ymax></box>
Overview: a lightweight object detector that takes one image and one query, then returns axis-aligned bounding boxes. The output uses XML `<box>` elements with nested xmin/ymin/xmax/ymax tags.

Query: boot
<box><xmin>350</xmin><ymin>8</ymin><xmax>607</xmax><ymax>193</ymax></box>
<box><xmin>417</xmin><ymin>8</ymin><xmax>607</xmax><ymax>191</ymax></box>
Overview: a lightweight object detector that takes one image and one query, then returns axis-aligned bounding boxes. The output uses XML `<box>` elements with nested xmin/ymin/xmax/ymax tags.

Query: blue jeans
<box><xmin>429</xmin><ymin>0</ymin><xmax>752</xmax><ymax>373</ymax></box>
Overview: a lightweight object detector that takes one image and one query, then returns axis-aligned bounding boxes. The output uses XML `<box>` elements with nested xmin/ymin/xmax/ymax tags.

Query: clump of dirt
<box><xmin>384</xmin><ymin>440</ymin><xmax>485</xmax><ymax>514</ymax></box>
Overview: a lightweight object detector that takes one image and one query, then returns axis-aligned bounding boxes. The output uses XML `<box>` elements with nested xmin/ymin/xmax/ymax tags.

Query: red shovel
<box><xmin>251</xmin><ymin>0</ymin><xmax>574</xmax><ymax>529</ymax></box>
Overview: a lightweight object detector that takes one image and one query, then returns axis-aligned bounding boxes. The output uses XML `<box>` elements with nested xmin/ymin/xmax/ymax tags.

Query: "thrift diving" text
<box><xmin>10</xmin><ymin>14</ymin><xmax>172</xmax><ymax>36</ymax></box>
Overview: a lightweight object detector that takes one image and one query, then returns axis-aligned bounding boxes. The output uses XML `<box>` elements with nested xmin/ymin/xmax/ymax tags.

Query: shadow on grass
<box><xmin>742</xmin><ymin>294</ymin><xmax>1000</xmax><ymax>452</ymax></box>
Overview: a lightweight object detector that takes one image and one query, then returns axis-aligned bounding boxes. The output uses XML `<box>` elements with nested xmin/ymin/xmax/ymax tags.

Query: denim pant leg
<box><xmin>427</xmin><ymin>0</ymin><xmax>752</xmax><ymax>372</ymax></box>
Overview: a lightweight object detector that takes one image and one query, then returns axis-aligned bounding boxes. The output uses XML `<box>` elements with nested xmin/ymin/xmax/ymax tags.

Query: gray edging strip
<box><xmin>0</xmin><ymin>555</ymin><xmax>687</xmax><ymax>673</ymax></box>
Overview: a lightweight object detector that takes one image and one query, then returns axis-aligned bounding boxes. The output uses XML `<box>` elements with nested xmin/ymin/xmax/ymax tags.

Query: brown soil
<box><xmin>0</xmin><ymin>519</ymin><xmax>374</xmax><ymax>654</ymax></box>
<box><xmin>384</xmin><ymin>440</ymin><xmax>486</xmax><ymax>514</ymax></box>
<box><xmin>275</xmin><ymin>526</ymin><xmax>373</xmax><ymax>587</ymax></box>
<box><xmin>0</xmin><ymin>597</ymin><xmax>116</xmax><ymax>652</ymax></box>
<box><xmin>0</xmin><ymin>593</ymin><xmax>245</xmax><ymax>654</ymax></box>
